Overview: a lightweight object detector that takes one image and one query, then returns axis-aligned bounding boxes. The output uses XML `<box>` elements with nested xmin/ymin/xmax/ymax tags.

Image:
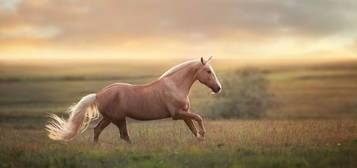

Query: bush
<box><xmin>207</xmin><ymin>68</ymin><xmax>273</xmax><ymax>119</ymax></box>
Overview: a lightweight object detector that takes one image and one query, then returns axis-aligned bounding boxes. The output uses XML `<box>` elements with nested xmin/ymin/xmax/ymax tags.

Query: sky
<box><xmin>0</xmin><ymin>0</ymin><xmax>357</xmax><ymax>60</ymax></box>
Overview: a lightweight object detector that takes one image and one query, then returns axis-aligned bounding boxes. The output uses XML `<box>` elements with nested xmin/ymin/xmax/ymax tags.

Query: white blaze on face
<box><xmin>208</xmin><ymin>64</ymin><xmax>222</xmax><ymax>91</ymax></box>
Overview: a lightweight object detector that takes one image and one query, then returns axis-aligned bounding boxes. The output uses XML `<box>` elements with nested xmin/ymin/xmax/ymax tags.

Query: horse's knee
<box><xmin>195</xmin><ymin>114</ymin><xmax>203</xmax><ymax>123</ymax></box>
<box><xmin>171</xmin><ymin>111</ymin><xmax>183</xmax><ymax>120</ymax></box>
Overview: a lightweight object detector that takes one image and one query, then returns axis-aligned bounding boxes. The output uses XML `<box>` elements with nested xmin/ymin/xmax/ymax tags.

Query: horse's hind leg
<box><xmin>94</xmin><ymin>118</ymin><xmax>111</xmax><ymax>143</ymax></box>
<box><xmin>113</xmin><ymin>118</ymin><xmax>131</xmax><ymax>143</ymax></box>
<box><xmin>184</xmin><ymin>119</ymin><xmax>198</xmax><ymax>137</ymax></box>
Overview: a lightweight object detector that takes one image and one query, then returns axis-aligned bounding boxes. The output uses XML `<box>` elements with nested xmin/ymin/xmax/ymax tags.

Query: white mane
<box><xmin>159</xmin><ymin>59</ymin><xmax>200</xmax><ymax>79</ymax></box>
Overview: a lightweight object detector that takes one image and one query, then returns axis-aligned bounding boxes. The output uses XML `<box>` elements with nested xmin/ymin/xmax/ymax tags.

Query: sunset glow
<box><xmin>1</xmin><ymin>0</ymin><xmax>356</xmax><ymax>60</ymax></box>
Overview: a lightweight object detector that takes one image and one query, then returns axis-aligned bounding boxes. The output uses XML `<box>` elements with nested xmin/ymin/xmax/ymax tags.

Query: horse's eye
<box><xmin>207</xmin><ymin>70</ymin><xmax>212</xmax><ymax>74</ymax></box>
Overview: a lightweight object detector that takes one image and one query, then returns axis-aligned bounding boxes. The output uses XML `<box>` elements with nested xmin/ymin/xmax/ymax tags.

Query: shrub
<box><xmin>207</xmin><ymin>68</ymin><xmax>273</xmax><ymax>119</ymax></box>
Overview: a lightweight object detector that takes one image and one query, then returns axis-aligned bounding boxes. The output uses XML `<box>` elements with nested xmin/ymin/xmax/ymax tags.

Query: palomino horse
<box><xmin>46</xmin><ymin>56</ymin><xmax>222</xmax><ymax>143</ymax></box>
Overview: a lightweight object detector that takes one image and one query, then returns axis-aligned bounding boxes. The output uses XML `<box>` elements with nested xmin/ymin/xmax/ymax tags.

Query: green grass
<box><xmin>1</xmin><ymin>145</ymin><xmax>355</xmax><ymax>168</ymax></box>
<box><xmin>0</xmin><ymin>59</ymin><xmax>357</xmax><ymax>168</ymax></box>
<box><xmin>0</xmin><ymin>120</ymin><xmax>356</xmax><ymax>168</ymax></box>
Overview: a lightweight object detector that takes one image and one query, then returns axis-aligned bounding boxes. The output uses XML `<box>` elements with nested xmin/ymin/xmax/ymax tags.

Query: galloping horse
<box><xmin>46</xmin><ymin>56</ymin><xmax>222</xmax><ymax>143</ymax></box>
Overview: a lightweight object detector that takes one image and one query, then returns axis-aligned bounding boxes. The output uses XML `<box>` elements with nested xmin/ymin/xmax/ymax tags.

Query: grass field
<box><xmin>0</xmin><ymin>59</ymin><xmax>356</xmax><ymax>168</ymax></box>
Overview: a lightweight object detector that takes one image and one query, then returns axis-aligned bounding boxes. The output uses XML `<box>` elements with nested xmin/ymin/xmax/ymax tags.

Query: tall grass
<box><xmin>0</xmin><ymin>120</ymin><xmax>356</xmax><ymax>168</ymax></box>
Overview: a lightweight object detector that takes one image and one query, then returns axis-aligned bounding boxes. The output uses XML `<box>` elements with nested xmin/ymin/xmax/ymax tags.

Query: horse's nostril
<box><xmin>215</xmin><ymin>86</ymin><xmax>221</xmax><ymax>93</ymax></box>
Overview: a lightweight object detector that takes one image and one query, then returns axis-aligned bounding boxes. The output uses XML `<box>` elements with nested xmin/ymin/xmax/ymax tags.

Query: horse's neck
<box><xmin>167</xmin><ymin>63</ymin><xmax>199</xmax><ymax>96</ymax></box>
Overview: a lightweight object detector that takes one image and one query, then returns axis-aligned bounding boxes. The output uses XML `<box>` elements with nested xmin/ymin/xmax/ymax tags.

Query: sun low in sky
<box><xmin>0</xmin><ymin>0</ymin><xmax>356</xmax><ymax>60</ymax></box>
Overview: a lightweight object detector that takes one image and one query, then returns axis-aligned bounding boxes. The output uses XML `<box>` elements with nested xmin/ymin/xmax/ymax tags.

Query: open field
<box><xmin>1</xmin><ymin>120</ymin><xmax>356</xmax><ymax>168</ymax></box>
<box><xmin>0</xmin><ymin>59</ymin><xmax>357</xmax><ymax>167</ymax></box>
<box><xmin>1</xmin><ymin>59</ymin><xmax>357</xmax><ymax>120</ymax></box>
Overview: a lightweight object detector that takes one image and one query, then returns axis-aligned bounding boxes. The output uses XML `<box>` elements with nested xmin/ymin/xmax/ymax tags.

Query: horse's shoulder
<box><xmin>163</xmin><ymin>92</ymin><xmax>188</xmax><ymax>109</ymax></box>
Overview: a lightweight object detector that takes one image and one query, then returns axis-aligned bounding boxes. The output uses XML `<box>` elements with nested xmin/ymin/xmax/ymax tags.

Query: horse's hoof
<box><xmin>93</xmin><ymin>142</ymin><xmax>101</xmax><ymax>147</ymax></box>
<box><xmin>197</xmin><ymin>135</ymin><xmax>205</xmax><ymax>141</ymax></box>
<box><xmin>199</xmin><ymin>130</ymin><xmax>206</xmax><ymax>137</ymax></box>
<box><xmin>124</xmin><ymin>139</ymin><xmax>132</xmax><ymax>144</ymax></box>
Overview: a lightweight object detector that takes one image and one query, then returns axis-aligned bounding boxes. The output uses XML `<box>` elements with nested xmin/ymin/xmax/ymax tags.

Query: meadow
<box><xmin>0</xmin><ymin>59</ymin><xmax>356</xmax><ymax>168</ymax></box>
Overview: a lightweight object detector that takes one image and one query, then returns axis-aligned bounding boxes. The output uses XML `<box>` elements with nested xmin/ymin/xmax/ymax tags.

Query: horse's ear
<box><xmin>200</xmin><ymin>57</ymin><xmax>205</xmax><ymax>65</ymax></box>
<box><xmin>207</xmin><ymin>56</ymin><xmax>213</xmax><ymax>63</ymax></box>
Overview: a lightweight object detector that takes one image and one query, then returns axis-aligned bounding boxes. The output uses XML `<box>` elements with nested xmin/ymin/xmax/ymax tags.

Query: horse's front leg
<box><xmin>174</xmin><ymin>110</ymin><xmax>206</xmax><ymax>139</ymax></box>
<box><xmin>184</xmin><ymin>119</ymin><xmax>198</xmax><ymax>137</ymax></box>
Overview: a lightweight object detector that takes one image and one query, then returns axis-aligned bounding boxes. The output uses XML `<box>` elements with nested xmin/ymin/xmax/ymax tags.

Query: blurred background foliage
<box><xmin>206</xmin><ymin>68</ymin><xmax>274</xmax><ymax>119</ymax></box>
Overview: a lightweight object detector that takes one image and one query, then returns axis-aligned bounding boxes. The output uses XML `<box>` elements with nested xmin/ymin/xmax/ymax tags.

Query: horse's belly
<box><xmin>124</xmin><ymin>102</ymin><xmax>170</xmax><ymax>120</ymax></box>
<box><xmin>101</xmin><ymin>85</ymin><xmax>171</xmax><ymax>120</ymax></box>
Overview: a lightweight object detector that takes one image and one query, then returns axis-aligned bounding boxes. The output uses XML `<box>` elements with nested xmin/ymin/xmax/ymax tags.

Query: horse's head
<box><xmin>196</xmin><ymin>56</ymin><xmax>222</xmax><ymax>93</ymax></box>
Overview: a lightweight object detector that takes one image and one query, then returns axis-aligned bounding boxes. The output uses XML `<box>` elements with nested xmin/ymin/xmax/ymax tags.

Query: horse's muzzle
<box><xmin>212</xmin><ymin>86</ymin><xmax>222</xmax><ymax>93</ymax></box>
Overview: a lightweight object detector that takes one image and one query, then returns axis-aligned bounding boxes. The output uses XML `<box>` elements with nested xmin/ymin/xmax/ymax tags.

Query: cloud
<box><xmin>0</xmin><ymin>0</ymin><xmax>22</xmax><ymax>11</ymax></box>
<box><xmin>0</xmin><ymin>24</ymin><xmax>60</xmax><ymax>39</ymax></box>
<box><xmin>0</xmin><ymin>0</ymin><xmax>356</xmax><ymax>58</ymax></box>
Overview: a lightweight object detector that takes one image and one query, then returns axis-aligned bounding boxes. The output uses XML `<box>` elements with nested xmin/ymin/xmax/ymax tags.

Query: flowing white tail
<box><xmin>46</xmin><ymin>94</ymin><xmax>100</xmax><ymax>141</ymax></box>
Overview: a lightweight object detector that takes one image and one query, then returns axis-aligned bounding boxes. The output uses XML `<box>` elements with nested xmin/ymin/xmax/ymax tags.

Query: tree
<box><xmin>207</xmin><ymin>68</ymin><xmax>273</xmax><ymax>119</ymax></box>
